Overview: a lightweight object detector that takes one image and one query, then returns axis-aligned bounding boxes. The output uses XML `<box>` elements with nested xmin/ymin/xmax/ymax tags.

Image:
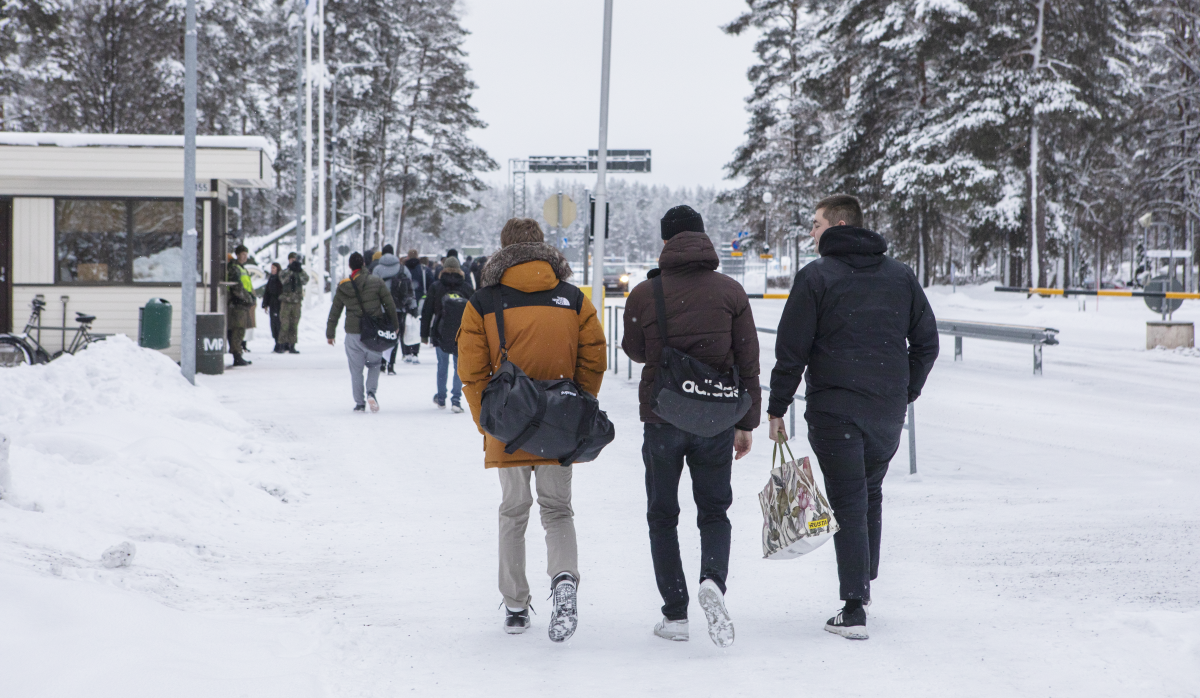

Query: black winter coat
<box><xmin>404</xmin><ymin>258</ymin><xmax>435</xmax><ymax>299</ymax></box>
<box><xmin>768</xmin><ymin>226</ymin><xmax>939</xmax><ymax>420</ymax></box>
<box><xmin>420</xmin><ymin>271</ymin><xmax>471</xmax><ymax>353</ymax></box>
<box><xmin>262</xmin><ymin>274</ymin><xmax>282</xmax><ymax>313</ymax></box>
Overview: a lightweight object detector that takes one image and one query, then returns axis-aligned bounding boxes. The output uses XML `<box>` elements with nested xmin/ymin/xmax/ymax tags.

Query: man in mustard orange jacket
<box><xmin>458</xmin><ymin>218</ymin><xmax>605</xmax><ymax>642</ymax></box>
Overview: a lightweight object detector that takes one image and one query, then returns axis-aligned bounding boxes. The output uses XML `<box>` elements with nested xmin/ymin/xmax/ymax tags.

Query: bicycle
<box><xmin>0</xmin><ymin>296</ymin><xmax>110</xmax><ymax>368</ymax></box>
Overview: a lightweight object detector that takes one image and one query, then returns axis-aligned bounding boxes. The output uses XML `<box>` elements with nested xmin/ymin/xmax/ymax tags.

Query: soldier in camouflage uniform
<box><xmin>278</xmin><ymin>252</ymin><xmax>309</xmax><ymax>354</ymax></box>
<box><xmin>226</xmin><ymin>245</ymin><xmax>254</xmax><ymax>366</ymax></box>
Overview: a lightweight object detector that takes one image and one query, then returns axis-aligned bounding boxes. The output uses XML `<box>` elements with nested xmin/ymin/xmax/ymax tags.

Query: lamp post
<box><xmin>762</xmin><ymin>191</ymin><xmax>773</xmax><ymax>294</ymax></box>
<box><xmin>590</xmin><ymin>0</ymin><xmax>614</xmax><ymax>312</ymax></box>
<box><xmin>181</xmin><ymin>0</ymin><xmax>197</xmax><ymax>384</ymax></box>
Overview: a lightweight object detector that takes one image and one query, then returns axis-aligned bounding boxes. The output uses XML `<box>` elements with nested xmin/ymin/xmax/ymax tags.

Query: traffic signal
<box><xmin>588</xmin><ymin>196</ymin><xmax>610</xmax><ymax>241</ymax></box>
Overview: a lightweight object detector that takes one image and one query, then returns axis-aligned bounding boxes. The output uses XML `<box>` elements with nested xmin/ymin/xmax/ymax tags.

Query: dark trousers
<box><xmin>268</xmin><ymin>309</ymin><xmax>281</xmax><ymax>341</ymax></box>
<box><xmin>642</xmin><ymin>423</ymin><xmax>735</xmax><ymax>621</ymax></box>
<box><xmin>806</xmin><ymin>410</ymin><xmax>905</xmax><ymax>601</ymax></box>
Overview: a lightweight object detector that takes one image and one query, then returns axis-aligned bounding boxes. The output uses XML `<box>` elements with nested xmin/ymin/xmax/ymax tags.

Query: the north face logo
<box><xmin>551</xmin><ymin>296</ymin><xmax>571</xmax><ymax>307</ymax></box>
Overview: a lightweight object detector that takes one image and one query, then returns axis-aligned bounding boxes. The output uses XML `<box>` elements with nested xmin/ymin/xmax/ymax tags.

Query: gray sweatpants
<box><xmin>344</xmin><ymin>333</ymin><xmax>382</xmax><ymax>406</ymax></box>
<box><xmin>497</xmin><ymin>464</ymin><xmax>579</xmax><ymax>609</ymax></box>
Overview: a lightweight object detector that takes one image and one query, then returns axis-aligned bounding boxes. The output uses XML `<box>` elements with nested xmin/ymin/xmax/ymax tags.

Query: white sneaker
<box><xmin>547</xmin><ymin>573</ymin><xmax>578</xmax><ymax>643</ymax></box>
<box><xmin>653</xmin><ymin>617</ymin><xmax>689</xmax><ymax>642</ymax></box>
<box><xmin>697</xmin><ymin>579</ymin><xmax>734</xmax><ymax>648</ymax></box>
<box><xmin>366</xmin><ymin>392</ymin><xmax>379</xmax><ymax>413</ymax></box>
<box><xmin>451</xmin><ymin>404</ymin><xmax>464</xmax><ymax>414</ymax></box>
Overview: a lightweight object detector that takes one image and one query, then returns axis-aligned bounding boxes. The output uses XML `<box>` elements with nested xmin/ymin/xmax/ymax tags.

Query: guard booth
<box><xmin>0</xmin><ymin>133</ymin><xmax>275</xmax><ymax>361</ymax></box>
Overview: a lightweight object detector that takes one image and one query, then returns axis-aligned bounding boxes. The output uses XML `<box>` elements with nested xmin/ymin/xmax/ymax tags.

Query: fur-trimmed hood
<box><xmin>480</xmin><ymin>243</ymin><xmax>572</xmax><ymax>288</ymax></box>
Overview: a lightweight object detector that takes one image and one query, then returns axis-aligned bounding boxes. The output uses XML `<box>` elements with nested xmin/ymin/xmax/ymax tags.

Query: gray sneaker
<box><xmin>697</xmin><ymin>579</ymin><xmax>734</xmax><ymax>648</ymax></box>
<box><xmin>653</xmin><ymin>617</ymin><xmax>689</xmax><ymax>642</ymax></box>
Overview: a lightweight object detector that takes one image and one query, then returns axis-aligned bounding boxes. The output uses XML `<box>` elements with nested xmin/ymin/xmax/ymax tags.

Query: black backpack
<box><xmin>649</xmin><ymin>274</ymin><xmax>751</xmax><ymax>437</ymax></box>
<box><xmin>477</xmin><ymin>285</ymin><xmax>615</xmax><ymax>467</ymax></box>
<box><xmin>389</xmin><ymin>272</ymin><xmax>416</xmax><ymax>315</ymax></box>
<box><xmin>436</xmin><ymin>290</ymin><xmax>470</xmax><ymax>354</ymax></box>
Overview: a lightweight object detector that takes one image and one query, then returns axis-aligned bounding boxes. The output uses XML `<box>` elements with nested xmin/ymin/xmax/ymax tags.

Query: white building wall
<box><xmin>12</xmin><ymin>285</ymin><xmax>212</xmax><ymax>362</ymax></box>
<box><xmin>12</xmin><ymin>197</ymin><xmax>54</xmax><ymax>284</ymax></box>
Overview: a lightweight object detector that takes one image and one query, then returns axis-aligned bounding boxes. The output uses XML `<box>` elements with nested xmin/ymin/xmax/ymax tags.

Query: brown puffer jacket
<box><xmin>622</xmin><ymin>231</ymin><xmax>762</xmax><ymax>431</ymax></box>
<box><xmin>457</xmin><ymin>243</ymin><xmax>607</xmax><ymax>468</ymax></box>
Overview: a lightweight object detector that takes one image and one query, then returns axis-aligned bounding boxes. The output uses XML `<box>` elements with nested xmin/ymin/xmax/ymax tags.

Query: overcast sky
<box><xmin>458</xmin><ymin>0</ymin><xmax>757</xmax><ymax>192</ymax></box>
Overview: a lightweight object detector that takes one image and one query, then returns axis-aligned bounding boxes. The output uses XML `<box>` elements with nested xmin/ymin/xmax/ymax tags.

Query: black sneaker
<box><xmin>386</xmin><ymin>367</ymin><xmax>397</xmax><ymax>376</ymax></box>
<box><xmin>824</xmin><ymin>605</ymin><xmax>868</xmax><ymax>640</ymax></box>
<box><xmin>504</xmin><ymin>607</ymin><xmax>530</xmax><ymax>635</ymax></box>
<box><xmin>353</xmin><ymin>404</ymin><xmax>366</xmax><ymax>413</ymax></box>
<box><xmin>548</xmin><ymin>572</ymin><xmax>578</xmax><ymax>643</ymax></box>
<box><xmin>287</xmin><ymin>345</ymin><xmax>300</xmax><ymax>354</ymax></box>
<box><xmin>232</xmin><ymin>356</ymin><xmax>252</xmax><ymax>367</ymax></box>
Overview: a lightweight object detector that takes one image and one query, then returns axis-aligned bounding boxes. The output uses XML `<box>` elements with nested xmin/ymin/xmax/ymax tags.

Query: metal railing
<box><xmin>936</xmin><ymin>319</ymin><xmax>1059</xmax><ymax>375</ymax></box>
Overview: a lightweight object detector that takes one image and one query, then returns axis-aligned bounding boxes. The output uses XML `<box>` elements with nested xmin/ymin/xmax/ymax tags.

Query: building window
<box><xmin>56</xmin><ymin>199</ymin><xmax>201</xmax><ymax>284</ymax></box>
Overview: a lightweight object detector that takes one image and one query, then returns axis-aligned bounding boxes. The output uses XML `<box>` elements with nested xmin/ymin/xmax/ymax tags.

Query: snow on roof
<box><xmin>0</xmin><ymin>132</ymin><xmax>277</xmax><ymax>161</ymax></box>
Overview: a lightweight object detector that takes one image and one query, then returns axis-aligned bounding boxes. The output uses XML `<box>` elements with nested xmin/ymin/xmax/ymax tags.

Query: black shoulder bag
<box><xmin>350</xmin><ymin>275</ymin><xmax>398</xmax><ymax>352</ymax></box>
<box><xmin>649</xmin><ymin>274</ymin><xmax>751</xmax><ymax>437</ymax></box>
<box><xmin>478</xmin><ymin>286</ymin><xmax>615</xmax><ymax>467</ymax></box>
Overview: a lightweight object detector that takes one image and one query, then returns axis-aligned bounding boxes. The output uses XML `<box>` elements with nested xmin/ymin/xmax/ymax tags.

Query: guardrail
<box><xmin>995</xmin><ymin>285</ymin><xmax>1200</xmax><ymax>300</ymax></box>
<box><xmin>756</xmin><ymin>325</ymin><xmax>918</xmax><ymax>474</ymax></box>
<box><xmin>937</xmin><ymin>319</ymin><xmax>1059</xmax><ymax>375</ymax></box>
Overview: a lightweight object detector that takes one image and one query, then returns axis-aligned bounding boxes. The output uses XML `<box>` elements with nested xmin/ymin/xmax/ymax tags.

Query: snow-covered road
<box><xmin>1</xmin><ymin>285</ymin><xmax>1198</xmax><ymax>697</ymax></box>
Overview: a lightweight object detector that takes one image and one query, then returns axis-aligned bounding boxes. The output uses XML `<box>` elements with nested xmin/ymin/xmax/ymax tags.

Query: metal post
<box><xmin>294</xmin><ymin>7</ymin><xmax>304</xmax><ymax>260</ymax></box>
<box><xmin>954</xmin><ymin>335</ymin><xmax>962</xmax><ymax>361</ymax></box>
<box><xmin>906</xmin><ymin>403</ymin><xmax>917</xmax><ymax>475</ymax></box>
<box><xmin>329</xmin><ymin>67</ymin><xmax>338</xmax><ymax>288</ymax></box>
<box><xmin>181</xmin><ymin>0</ymin><xmax>198</xmax><ymax>384</ymax></box>
<box><xmin>316</xmin><ymin>0</ymin><xmax>326</xmax><ymax>285</ymax></box>
<box><xmin>1033</xmin><ymin>343</ymin><xmax>1043</xmax><ymax>375</ymax></box>
<box><xmin>590</xmin><ymin>0</ymin><xmax>614</xmax><ymax>315</ymax></box>
<box><xmin>789</xmin><ymin>398</ymin><xmax>796</xmax><ymax>441</ymax></box>
<box><xmin>304</xmin><ymin>2</ymin><xmax>313</xmax><ymax>260</ymax></box>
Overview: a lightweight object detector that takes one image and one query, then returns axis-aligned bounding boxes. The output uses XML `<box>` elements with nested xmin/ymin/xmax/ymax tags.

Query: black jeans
<box><xmin>806</xmin><ymin>410</ymin><xmax>905</xmax><ymax>601</ymax></box>
<box><xmin>268</xmin><ymin>309</ymin><xmax>281</xmax><ymax>342</ymax></box>
<box><xmin>642</xmin><ymin>423</ymin><xmax>735</xmax><ymax>621</ymax></box>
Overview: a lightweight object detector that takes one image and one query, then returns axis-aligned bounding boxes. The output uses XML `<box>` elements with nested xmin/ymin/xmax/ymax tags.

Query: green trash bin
<box><xmin>138</xmin><ymin>298</ymin><xmax>172</xmax><ymax>350</ymax></box>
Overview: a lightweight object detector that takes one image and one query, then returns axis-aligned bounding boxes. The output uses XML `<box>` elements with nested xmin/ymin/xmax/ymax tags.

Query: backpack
<box><xmin>648</xmin><ymin>274</ymin><xmax>751</xmax><ymax>437</ymax></box>
<box><xmin>436</xmin><ymin>290</ymin><xmax>469</xmax><ymax>354</ymax></box>
<box><xmin>389</xmin><ymin>272</ymin><xmax>416</xmax><ymax>315</ymax></box>
<box><xmin>477</xmin><ymin>285</ymin><xmax>615</xmax><ymax>467</ymax></box>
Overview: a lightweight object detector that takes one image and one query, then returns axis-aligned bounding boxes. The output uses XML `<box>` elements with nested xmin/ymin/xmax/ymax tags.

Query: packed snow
<box><xmin>0</xmin><ymin>286</ymin><xmax>1197</xmax><ymax>697</ymax></box>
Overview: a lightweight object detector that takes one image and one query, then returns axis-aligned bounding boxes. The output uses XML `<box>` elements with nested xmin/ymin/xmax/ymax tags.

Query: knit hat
<box><xmin>500</xmin><ymin>218</ymin><xmax>545</xmax><ymax>247</ymax></box>
<box><xmin>660</xmin><ymin>205</ymin><xmax>704</xmax><ymax>241</ymax></box>
<box><xmin>441</xmin><ymin>256</ymin><xmax>462</xmax><ymax>273</ymax></box>
<box><xmin>372</xmin><ymin>250</ymin><xmax>383</xmax><ymax>261</ymax></box>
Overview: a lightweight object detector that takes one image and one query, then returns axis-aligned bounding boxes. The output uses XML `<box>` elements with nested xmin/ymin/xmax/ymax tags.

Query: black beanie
<box><xmin>661</xmin><ymin>205</ymin><xmax>704</xmax><ymax>241</ymax></box>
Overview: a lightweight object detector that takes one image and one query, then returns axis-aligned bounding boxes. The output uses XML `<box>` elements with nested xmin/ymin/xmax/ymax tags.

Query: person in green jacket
<box><xmin>278</xmin><ymin>252</ymin><xmax>309</xmax><ymax>354</ymax></box>
<box><xmin>226</xmin><ymin>245</ymin><xmax>255</xmax><ymax>367</ymax></box>
<box><xmin>327</xmin><ymin>252</ymin><xmax>399</xmax><ymax>412</ymax></box>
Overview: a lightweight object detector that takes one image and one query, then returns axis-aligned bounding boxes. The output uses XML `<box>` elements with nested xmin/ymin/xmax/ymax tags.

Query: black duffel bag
<box><xmin>479</xmin><ymin>286</ymin><xmax>614</xmax><ymax>467</ymax></box>
<box><xmin>649</xmin><ymin>274</ymin><xmax>751</xmax><ymax>437</ymax></box>
<box><xmin>350</xmin><ymin>275</ymin><xmax>399</xmax><ymax>352</ymax></box>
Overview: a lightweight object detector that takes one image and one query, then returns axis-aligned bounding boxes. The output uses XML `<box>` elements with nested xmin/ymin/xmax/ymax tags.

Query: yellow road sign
<box><xmin>543</xmin><ymin>194</ymin><xmax>577</xmax><ymax>228</ymax></box>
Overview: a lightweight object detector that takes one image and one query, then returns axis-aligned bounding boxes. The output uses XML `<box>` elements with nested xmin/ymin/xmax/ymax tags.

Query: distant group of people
<box><xmin>324</xmin><ymin>244</ymin><xmax>488</xmax><ymax>413</ymax></box>
<box><xmin>318</xmin><ymin>194</ymin><xmax>940</xmax><ymax>648</ymax></box>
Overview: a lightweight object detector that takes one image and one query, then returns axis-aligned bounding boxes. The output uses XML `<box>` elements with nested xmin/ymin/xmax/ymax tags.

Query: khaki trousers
<box><xmin>497</xmin><ymin>464</ymin><xmax>579</xmax><ymax>609</ymax></box>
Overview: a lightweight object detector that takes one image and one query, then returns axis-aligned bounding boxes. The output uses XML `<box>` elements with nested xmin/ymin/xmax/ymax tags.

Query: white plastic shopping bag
<box><xmin>402</xmin><ymin>308</ymin><xmax>422</xmax><ymax>345</ymax></box>
<box><xmin>759</xmin><ymin>440</ymin><xmax>839</xmax><ymax>559</ymax></box>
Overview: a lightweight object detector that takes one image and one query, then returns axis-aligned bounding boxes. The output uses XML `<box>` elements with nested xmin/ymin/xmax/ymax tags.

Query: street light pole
<box><xmin>591</xmin><ymin>0</ymin><xmax>614</xmax><ymax>311</ymax></box>
<box><xmin>316</xmin><ymin>0</ymin><xmax>326</xmax><ymax>288</ymax></box>
<box><xmin>181</xmin><ymin>0</ymin><xmax>198</xmax><ymax>385</ymax></box>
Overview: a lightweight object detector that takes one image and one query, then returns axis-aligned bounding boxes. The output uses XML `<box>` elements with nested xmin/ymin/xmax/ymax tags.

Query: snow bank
<box><xmin>0</xmin><ymin>336</ymin><xmax>300</xmax><ymax>599</ymax></box>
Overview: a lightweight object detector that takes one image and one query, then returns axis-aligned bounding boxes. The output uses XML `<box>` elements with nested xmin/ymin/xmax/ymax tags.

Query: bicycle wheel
<box><xmin>0</xmin><ymin>336</ymin><xmax>35</xmax><ymax>368</ymax></box>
